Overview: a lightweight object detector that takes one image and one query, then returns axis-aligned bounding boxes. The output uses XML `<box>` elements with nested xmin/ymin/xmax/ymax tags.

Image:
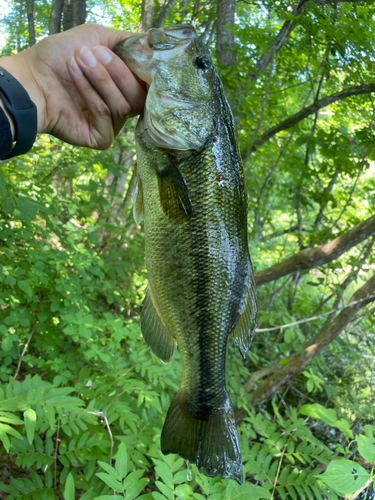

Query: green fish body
<box><xmin>114</xmin><ymin>26</ymin><xmax>257</xmax><ymax>484</ymax></box>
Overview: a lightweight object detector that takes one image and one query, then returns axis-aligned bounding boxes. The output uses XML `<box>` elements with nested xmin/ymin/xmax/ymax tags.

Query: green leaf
<box><xmin>2</xmin><ymin>337</ymin><xmax>13</xmax><ymax>352</ymax></box>
<box><xmin>80</xmin><ymin>489</ymin><xmax>95</xmax><ymax>500</ymax></box>
<box><xmin>336</xmin><ymin>419</ymin><xmax>353</xmax><ymax>439</ymax></box>
<box><xmin>0</xmin><ymin>412</ymin><xmax>24</xmax><ymax>425</ymax></box>
<box><xmin>0</xmin><ymin>172</ymin><xmax>6</xmax><ymax>196</ymax></box>
<box><xmin>357</xmin><ymin>435</ymin><xmax>375</xmax><ymax>462</ymax></box>
<box><xmin>299</xmin><ymin>404</ymin><xmax>337</xmax><ymax>426</ymax></box>
<box><xmin>225</xmin><ymin>482</ymin><xmax>272</xmax><ymax>499</ymax></box>
<box><xmin>96</xmin><ymin>472</ymin><xmax>123</xmax><ymax>492</ymax></box>
<box><xmin>94</xmin><ymin>497</ymin><xmax>124</xmax><ymax>500</ymax></box>
<box><xmin>126</xmin><ymin>478</ymin><xmax>149</xmax><ymax>500</ymax></box>
<box><xmin>98</xmin><ymin>461</ymin><xmax>122</xmax><ymax>481</ymax></box>
<box><xmin>64</xmin><ymin>473</ymin><xmax>75</xmax><ymax>500</ymax></box>
<box><xmin>364</xmin><ymin>425</ymin><xmax>375</xmax><ymax>439</ymax></box>
<box><xmin>154</xmin><ymin>460</ymin><xmax>174</xmax><ymax>490</ymax></box>
<box><xmin>295</xmin><ymin>137</ymin><xmax>308</xmax><ymax>146</ymax></box>
<box><xmin>123</xmin><ymin>470</ymin><xmax>144</xmax><ymax>490</ymax></box>
<box><xmin>116</xmin><ymin>441</ymin><xmax>128</xmax><ymax>480</ymax></box>
<box><xmin>24</xmin><ymin>408</ymin><xmax>37</xmax><ymax>444</ymax></box>
<box><xmin>2</xmin><ymin>196</ymin><xmax>15</xmax><ymax>214</ymax></box>
<box><xmin>319</xmin><ymin>459</ymin><xmax>370</xmax><ymax>495</ymax></box>
<box><xmin>17</xmin><ymin>197</ymin><xmax>38</xmax><ymax>219</ymax></box>
<box><xmin>45</xmin><ymin>395</ymin><xmax>84</xmax><ymax>408</ymax></box>
<box><xmin>284</xmin><ymin>328</ymin><xmax>295</xmax><ymax>343</ymax></box>
<box><xmin>32</xmin><ymin>488</ymin><xmax>55</xmax><ymax>500</ymax></box>
<box><xmin>30</xmin><ymin>469</ymin><xmax>44</xmax><ymax>489</ymax></box>
<box><xmin>156</xmin><ymin>481</ymin><xmax>173</xmax><ymax>500</ymax></box>
<box><xmin>153</xmin><ymin>493</ymin><xmax>169</xmax><ymax>500</ymax></box>
<box><xmin>18</xmin><ymin>280</ymin><xmax>33</xmax><ymax>298</ymax></box>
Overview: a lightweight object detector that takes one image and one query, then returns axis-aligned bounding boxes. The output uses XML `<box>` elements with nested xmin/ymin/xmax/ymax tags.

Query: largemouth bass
<box><xmin>114</xmin><ymin>25</ymin><xmax>257</xmax><ymax>484</ymax></box>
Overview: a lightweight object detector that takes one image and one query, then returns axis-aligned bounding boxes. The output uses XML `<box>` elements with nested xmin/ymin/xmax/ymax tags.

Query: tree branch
<box><xmin>235</xmin><ymin>272</ymin><xmax>375</xmax><ymax>421</ymax></box>
<box><xmin>154</xmin><ymin>0</ymin><xmax>178</xmax><ymax>28</ymax></box>
<box><xmin>14</xmin><ymin>322</ymin><xmax>37</xmax><ymax>380</ymax></box>
<box><xmin>312</xmin><ymin>171</ymin><xmax>339</xmax><ymax>233</ymax></box>
<box><xmin>256</xmin><ymin>293</ymin><xmax>375</xmax><ymax>333</ymax></box>
<box><xmin>255</xmin><ymin>214</ymin><xmax>375</xmax><ymax>286</ymax></box>
<box><xmin>321</xmin><ymin>156</ymin><xmax>366</xmax><ymax>243</ymax></box>
<box><xmin>248</xmin><ymin>84</ymin><xmax>375</xmax><ymax>154</ymax></box>
<box><xmin>249</xmin><ymin>0</ymin><xmax>368</xmax><ymax>81</ymax></box>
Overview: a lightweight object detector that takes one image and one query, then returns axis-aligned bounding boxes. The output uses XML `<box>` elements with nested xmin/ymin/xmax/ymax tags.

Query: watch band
<box><xmin>0</xmin><ymin>106</ymin><xmax>13</xmax><ymax>159</ymax></box>
<box><xmin>0</xmin><ymin>66</ymin><xmax>37</xmax><ymax>159</ymax></box>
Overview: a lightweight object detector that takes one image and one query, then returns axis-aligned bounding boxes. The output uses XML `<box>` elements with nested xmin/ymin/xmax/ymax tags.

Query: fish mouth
<box><xmin>113</xmin><ymin>32</ymin><xmax>153</xmax><ymax>84</ymax></box>
<box><xmin>113</xmin><ymin>25</ymin><xmax>198</xmax><ymax>85</ymax></box>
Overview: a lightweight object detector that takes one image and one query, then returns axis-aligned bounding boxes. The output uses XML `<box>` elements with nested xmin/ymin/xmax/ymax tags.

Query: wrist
<box><xmin>0</xmin><ymin>49</ymin><xmax>47</xmax><ymax>134</ymax></box>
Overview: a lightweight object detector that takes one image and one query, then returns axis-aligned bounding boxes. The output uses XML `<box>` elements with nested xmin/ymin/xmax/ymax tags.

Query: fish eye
<box><xmin>195</xmin><ymin>57</ymin><xmax>210</xmax><ymax>70</ymax></box>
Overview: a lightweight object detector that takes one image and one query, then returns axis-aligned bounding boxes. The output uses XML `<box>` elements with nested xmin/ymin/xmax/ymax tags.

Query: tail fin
<box><xmin>161</xmin><ymin>390</ymin><xmax>243</xmax><ymax>484</ymax></box>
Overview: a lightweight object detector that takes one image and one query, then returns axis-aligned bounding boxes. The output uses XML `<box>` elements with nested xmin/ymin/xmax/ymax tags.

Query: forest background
<box><xmin>1</xmin><ymin>0</ymin><xmax>375</xmax><ymax>499</ymax></box>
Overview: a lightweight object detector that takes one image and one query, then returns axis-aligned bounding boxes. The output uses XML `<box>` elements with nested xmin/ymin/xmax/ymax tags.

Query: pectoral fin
<box><xmin>133</xmin><ymin>176</ymin><xmax>144</xmax><ymax>224</ymax></box>
<box><xmin>157</xmin><ymin>164</ymin><xmax>192</xmax><ymax>221</ymax></box>
<box><xmin>231</xmin><ymin>271</ymin><xmax>258</xmax><ymax>358</ymax></box>
<box><xmin>141</xmin><ymin>287</ymin><xmax>176</xmax><ymax>362</ymax></box>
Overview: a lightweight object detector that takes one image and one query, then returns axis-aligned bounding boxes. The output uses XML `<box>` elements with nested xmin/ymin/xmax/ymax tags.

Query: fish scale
<box><xmin>114</xmin><ymin>24</ymin><xmax>258</xmax><ymax>484</ymax></box>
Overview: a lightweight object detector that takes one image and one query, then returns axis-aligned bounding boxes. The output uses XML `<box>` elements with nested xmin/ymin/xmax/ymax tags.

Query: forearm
<box><xmin>0</xmin><ymin>49</ymin><xmax>44</xmax><ymax>137</ymax></box>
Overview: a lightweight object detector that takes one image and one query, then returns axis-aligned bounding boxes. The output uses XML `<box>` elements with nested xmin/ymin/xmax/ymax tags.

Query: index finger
<box><xmin>92</xmin><ymin>45</ymin><xmax>147</xmax><ymax>116</ymax></box>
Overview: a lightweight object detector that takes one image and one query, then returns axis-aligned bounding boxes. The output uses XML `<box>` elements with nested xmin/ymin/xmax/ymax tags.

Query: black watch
<box><xmin>0</xmin><ymin>66</ymin><xmax>37</xmax><ymax>159</ymax></box>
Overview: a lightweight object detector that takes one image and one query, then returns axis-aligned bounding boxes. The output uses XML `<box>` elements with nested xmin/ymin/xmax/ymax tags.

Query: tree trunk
<box><xmin>216</xmin><ymin>0</ymin><xmax>237</xmax><ymax>66</ymax></box>
<box><xmin>49</xmin><ymin>0</ymin><xmax>64</xmax><ymax>34</ymax></box>
<box><xmin>73</xmin><ymin>0</ymin><xmax>86</xmax><ymax>27</ymax></box>
<box><xmin>139</xmin><ymin>0</ymin><xmax>154</xmax><ymax>32</ymax></box>
<box><xmin>26</xmin><ymin>0</ymin><xmax>35</xmax><ymax>47</ymax></box>
<box><xmin>63</xmin><ymin>0</ymin><xmax>86</xmax><ymax>31</ymax></box>
<box><xmin>63</xmin><ymin>0</ymin><xmax>73</xmax><ymax>31</ymax></box>
<box><xmin>17</xmin><ymin>0</ymin><xmax>24</xmax><ymax>53</ymax></box>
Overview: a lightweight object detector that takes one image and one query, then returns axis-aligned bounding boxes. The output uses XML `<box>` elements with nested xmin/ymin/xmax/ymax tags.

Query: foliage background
<box><xmin>1</xmin><ymin>0</ymin><xmax>375</xmax><ymax>499</ymax></box>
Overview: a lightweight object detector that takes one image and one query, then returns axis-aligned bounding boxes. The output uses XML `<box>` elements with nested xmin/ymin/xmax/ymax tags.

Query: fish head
<box><xmin>114</xmin><ymin>25</ymin><xmax>217</xmax><ymax>151</ymax></box>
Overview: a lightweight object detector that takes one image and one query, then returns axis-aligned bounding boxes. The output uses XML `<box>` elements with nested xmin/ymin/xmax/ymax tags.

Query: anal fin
<box><xmin>231</xmin><ymin>270</ymin><xmax>258</xmax><ymax>358</ymax></box>
<box><xmin>140</xmin><ymin>287</ymin><xmax>176</xmax><ymax>362</ymax></box>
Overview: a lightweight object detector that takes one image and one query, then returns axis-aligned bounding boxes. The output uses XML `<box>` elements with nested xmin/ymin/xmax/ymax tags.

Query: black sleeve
<box><xmin>0</xmin><ymin>106</ymin><xmax>13</xmax><ymax>160</ymax></box>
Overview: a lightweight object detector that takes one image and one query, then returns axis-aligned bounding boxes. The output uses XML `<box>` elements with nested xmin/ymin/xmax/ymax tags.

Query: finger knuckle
<box><xmin>94</xmin><ymin>135</ymin><xmax>112</xmax><ymax>150</ymax></box>
<box><xmin>100</xmin><ymin>139</ymin><xmax>112</xmax><ymax>150</ymax></box>
<box><xmin>117</xmin><ymin>100</ymin><xmax>132</xmax><ymax>120</ymax></box>
<box><xmin>94</xmin><ymin>70</ymin><xmax>110</xmax><ymax>86</ymax></box>
<box><xmin>96</xmin><ymin>102</ymin><xmax>111</xmax><ymax>119</ymax></box>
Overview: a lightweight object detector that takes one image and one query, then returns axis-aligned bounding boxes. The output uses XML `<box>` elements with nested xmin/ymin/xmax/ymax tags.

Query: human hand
<box><xmin>1</xmin><ymin>23</ymin><xmax>147</xmax><ymax>150</ymax></box>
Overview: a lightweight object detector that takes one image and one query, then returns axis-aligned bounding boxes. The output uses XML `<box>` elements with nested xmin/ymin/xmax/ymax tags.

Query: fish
<box><xmin>114</xmin><ymin>25</ymin><xmax>257</xmax><ymax>484</ymax></box>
